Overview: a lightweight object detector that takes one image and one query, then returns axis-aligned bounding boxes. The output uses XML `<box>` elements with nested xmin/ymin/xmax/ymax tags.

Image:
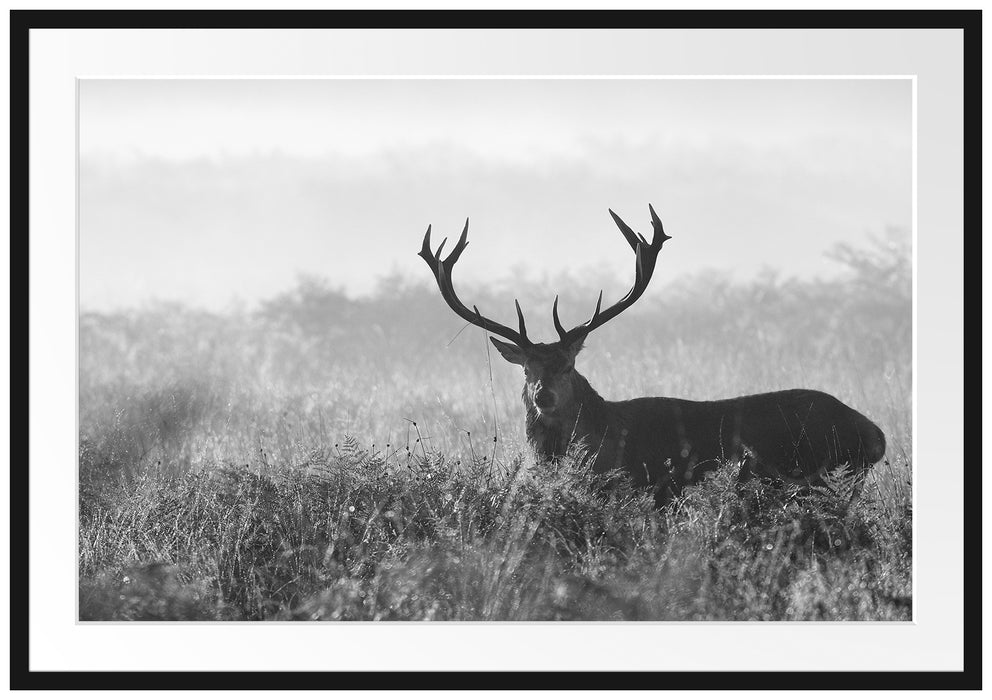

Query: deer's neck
<box><xmin>524</xmin><ymin>371</ymin><xmax>609</xmax><ymax>460</ymax></box>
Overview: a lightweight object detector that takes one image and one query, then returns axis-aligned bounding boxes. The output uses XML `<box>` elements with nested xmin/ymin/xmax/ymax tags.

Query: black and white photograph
<box><xmin>77</xmin><ymin>76</ymin><xmax>912</xmax><ymax>622</ymax></box>
<box><xmin>11</xmin><ymin>10</ymin><xmax>979</xmax><ymax>686</ymax></box>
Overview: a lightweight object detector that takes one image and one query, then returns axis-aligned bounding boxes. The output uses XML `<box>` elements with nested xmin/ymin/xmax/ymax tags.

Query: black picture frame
<box><xmin>9</xmin><ymin>8</ymin><xmax>981</xmax><ymax>691</ymax></box>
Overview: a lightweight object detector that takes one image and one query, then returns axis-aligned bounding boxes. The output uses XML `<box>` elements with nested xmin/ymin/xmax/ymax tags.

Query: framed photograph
<box><xmin>10</xmin><ymin>7</ymin><xmax>980</xmax><ymax>691</ymax></box>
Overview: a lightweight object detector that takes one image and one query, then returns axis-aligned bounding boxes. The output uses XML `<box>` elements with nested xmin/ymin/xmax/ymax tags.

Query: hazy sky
<box><xmin>79</xmin><ymin>78</ymin><xmax>912</xmax><ymax>311</ymax></box>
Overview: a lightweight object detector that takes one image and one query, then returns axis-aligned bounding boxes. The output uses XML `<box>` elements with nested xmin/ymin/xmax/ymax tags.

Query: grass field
<box><xmin>78</xmin><ymin>234</ymin><xmax>912</xmax><ymax>621</ymax></box>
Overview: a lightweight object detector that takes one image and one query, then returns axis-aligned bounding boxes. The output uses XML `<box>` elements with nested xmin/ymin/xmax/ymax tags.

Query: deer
<box><xmin>418</xmin><ymin>204</ymin><xmax>886</xmax><ymax>506</ymax></box>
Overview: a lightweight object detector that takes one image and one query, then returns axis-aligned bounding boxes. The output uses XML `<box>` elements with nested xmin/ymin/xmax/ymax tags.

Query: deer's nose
<box><xmin>535</xmin><ymin>388</ymin><xmax>557</xmax><ymax>409</ymax></box>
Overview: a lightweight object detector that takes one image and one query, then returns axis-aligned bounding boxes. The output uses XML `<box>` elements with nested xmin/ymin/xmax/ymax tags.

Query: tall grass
<box><xmin>78</xmin><ymin>232</ymin><xmax>911</xmax><ymax>620</ymax></box>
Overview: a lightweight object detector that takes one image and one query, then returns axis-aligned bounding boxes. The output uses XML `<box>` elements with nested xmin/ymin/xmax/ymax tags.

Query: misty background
<box><xmin>80</xmin><ymin>79</ymin><xmax>911</xmax><ymax>322</ymax></box>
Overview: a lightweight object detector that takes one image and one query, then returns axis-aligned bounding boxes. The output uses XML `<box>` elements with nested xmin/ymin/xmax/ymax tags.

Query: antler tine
<box><xmin>419</xmin><ymin>219</ymin><xmax>532</xmax><ymax>347</ymax></box>
<box><xmin>648</xmin><ymin>203</ymin><xmax>672</xmax><ymax>246</ymax></box>
<box><xmin>419</xmin><ymin>225</ymin><xmax>434</xmax><ymax>261</ymax></box>
<box><xmin>514</xmin><ymin>299</ymin><xmax>528</xmax><ymax>339</ymax></box>
<box><xmin>608</xmin><ymin>208</ymin><xmax>641</xmax><ymax>251</ymax></box>
<box><xmin>556</xmin><ymin>205</ymin><xmax>671</xmax><ymax>346</ymax></box>
<box><xmin>552</xmin><ymin>295</ymin><xmax>567</xmax><ymax>340</ymax></box>
<box><xmin>445</xmin><ymin>218</ymin><xmax>470</xmax><ymax>266</ymax></box>
<box><xmin>554</xmin><ymin>290</ymin><xmax>605</xmax><ymax>343</ymax></box>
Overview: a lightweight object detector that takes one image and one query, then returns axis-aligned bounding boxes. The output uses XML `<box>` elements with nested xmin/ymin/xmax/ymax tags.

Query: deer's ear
<box><xmin>490</xmin><ymin>337</ymin><xmax>527</xmax><ymax>365</ymax></box>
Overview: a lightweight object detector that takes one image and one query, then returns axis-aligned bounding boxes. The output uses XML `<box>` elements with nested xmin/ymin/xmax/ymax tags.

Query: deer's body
<box><xmin>419</xmin><ymin>204</ymin><xmax>886</xmax><ymax>506</ymax></box>
<box><xmin>524</xmin><ymin>370</ymin><xmax>885</xmax><ymax>503</ymax></box>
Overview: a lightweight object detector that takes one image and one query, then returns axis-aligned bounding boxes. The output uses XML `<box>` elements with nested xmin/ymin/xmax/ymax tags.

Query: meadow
<box><xmin>78</xmin><ymin>233</ymin><xmax>912</xmax><ymax>621</ymax></box>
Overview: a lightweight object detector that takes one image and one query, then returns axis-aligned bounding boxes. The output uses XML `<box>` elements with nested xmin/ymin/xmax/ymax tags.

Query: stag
<box><xmin>419</xmin><ymin>205</ymin><xmax>886</xmax><ymax>505</ymax></box>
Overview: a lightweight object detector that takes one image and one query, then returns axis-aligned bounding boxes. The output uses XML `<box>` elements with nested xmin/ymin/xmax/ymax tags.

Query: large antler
<box><xmin>419</xmin><ymin>219</ymin><xmax>533</xmax><ymax>347</ymax></box>
<box><xmin>553</xmin><ymin>203</ymin><xmax>671</xmax><ymax>346</ymax></box>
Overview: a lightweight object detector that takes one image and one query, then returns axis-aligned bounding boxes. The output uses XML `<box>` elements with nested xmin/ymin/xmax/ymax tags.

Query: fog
<box><xmin>79</xmin><ymin>78</ymin><xmax>912</xmax><ymax>311</ymax></box>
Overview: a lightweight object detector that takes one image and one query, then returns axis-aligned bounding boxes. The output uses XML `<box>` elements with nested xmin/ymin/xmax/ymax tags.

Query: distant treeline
<box><xmin>82</xmin><ymin>231</ymin><xmax>910</xmax><ymax>382</ymax></box>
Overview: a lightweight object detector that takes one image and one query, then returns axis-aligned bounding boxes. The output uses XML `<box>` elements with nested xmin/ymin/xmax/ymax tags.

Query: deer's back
<box><xmin>596</xmin><ymin>388</ymin><xmax>885</xmax><ymax>487</ymax></box>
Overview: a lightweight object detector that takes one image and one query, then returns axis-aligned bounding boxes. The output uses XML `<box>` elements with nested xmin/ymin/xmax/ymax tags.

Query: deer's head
<box><xmin>487</xmin><ymin>339</ymin><xmax>583</xmax><ymax>417</ymax></box>
<box><xmin>419</xmin><ymin>205</ymin><xmax>671</xmax><ymax>418</ymax></box>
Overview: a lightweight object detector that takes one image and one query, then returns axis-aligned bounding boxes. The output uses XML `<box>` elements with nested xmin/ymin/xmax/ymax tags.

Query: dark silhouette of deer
<box><xmin>419</xmin><ymin>205</ymin><xmax>886</xmax><ymax>505</ymax></box>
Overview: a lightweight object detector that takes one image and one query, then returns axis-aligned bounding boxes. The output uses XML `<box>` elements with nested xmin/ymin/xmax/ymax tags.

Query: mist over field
<box><xmin>78</xmin><ymin>232</ymin><xmax>912</xmax><ymax>621</ymax></box>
